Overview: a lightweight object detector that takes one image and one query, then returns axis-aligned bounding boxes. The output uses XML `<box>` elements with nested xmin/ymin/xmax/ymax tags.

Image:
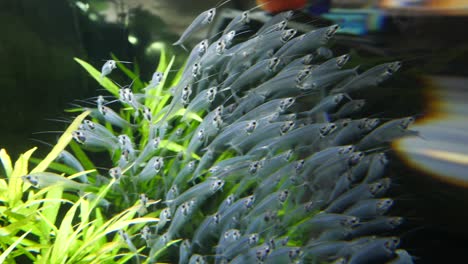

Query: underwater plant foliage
<box><xmin>1</xmin><ymin>7</ymin><xmax>419</xmax><ymax>264</ymax></box>
<box><xmin>0</xmin><ymin>112</ymin><xmax>159</xmax><ymax>264</ymax></box>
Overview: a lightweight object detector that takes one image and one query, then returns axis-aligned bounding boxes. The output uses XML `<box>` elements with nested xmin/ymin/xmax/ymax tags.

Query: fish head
<box><xmin>278</xmin><ymin>190</ymin><xmax>289</xmax><ymax>202</ymax></box>
<box><xmin>377</xmin><ymin>198</ymin><xmax>394</xmax><ymax>212</ymax></box>
<box><xmin>288</xmin><ymin>248</ymin><xmax>302</xmax><ymax>260</ymax></box>
<box><xmin>139</xmin><ymin>193</ymin><xmax>149</xmax><ymax>204</ymax></box>
<box><xmin>256</xmin><ymin>245</ymin><xmax>271</xmax><ymax>262</ymax></box>
<box><xmin>276</xmin><ymin>20</ymin><xmax>288</xmax><ymax>31</ymax></box>
<box><xmin>280</xmin><ymin>121</ymin><xmax>295</xmax><ymax>134</ymax></box>
<box><xmin>249</xmin><ymin>233</ymin><xmax>259</xmax><ymax>245</ymax></box>
<box><xmin>319</xmin><ymin>123</ymin><xmax>337</xmax><ymax>137</ymax></box>
<box><xmin>365</xmin><ymin>118</ymin><xmax>381</xmax><ymax>131</ymax></box>
<box><xmin>295</xmin><ymin>66</ymin><xmax>312</xmax><ymax>84</ymax></box>
<box><xmin>280</xmin><ymin>97</ymin><xmax>295</xmax><ymax>112</ymax></box>
<box><xmin>370</xmin><ymin>178</ymin><xmax>391</xmax><ymax>196</ymax></box>
<box><xmin>339</xmin><ymin>145</ymin><xmax>355</xmax><ymax>154</ymax></box>
<box><xmin>325</xmin><ymin>24</ymin><xmax>339</xmax><ymax>40</ymax></box>
<box><xmin>389</xmin><ymin>217</ymin><xmax>404</xmax><ymax>227</ymax></box>
<box><xmin>84</xmin><ymin>120</ymin><xmax>95</xmax><ymax>130</ymax></box>
<box><xmin>191</xmin><ymin>63</ymin><xmax>201</xmax><ymax>78</ymax></box>
<box><xmin>249</xmin><ymin>161</ymin><xmax>262</xmax><ymax>174</ymax></box>
<box><xmin>97</xmin><ymin>95</ymin><xmax>105</xmax><ymax>106</ymax></box>
<box><xmin>341</xmin><ymin>216</ymin><xmax>360</xmax><ymax>228</ymax></box>
<box><xmin>205</xmin><ymin>8</ymin><xmax>216</xmax><ymax>23</ymax></box>
<box><xmin>302</xmin><ymin>54</ymin><xmax>315</xmax><ymax>65</ymax></box>
<box><xmin>245</xmin><ymin>120</ymin><xmax>257</xmax><ymax>133</ymax></box>
<box><xmin>188</xmin><ymin>160</ymin><xmax>197</xmax><ymax>171</ymax></box>
<box><xmin>241</xmin><ymin>11</ymin><xmax>250</xmax><ymax>23</ymax></box>
<box><xmin>198</xmin><ymin>40</ymin><xmax>209</xmax><ymax>55</ymax></box>
<box><xmin>207</xmin><ymin>87</ymin><xmax>217</xmax><ymax>102</ymax></box>
<box><xmin>244</xmin><ymin>195</ymin><xmax>255</xmax><ymax>208</ymax></box>
<box><xmin>143</xmin><ymin>107</ymin><xmax>152</xmax><ymax>121</ymax></box>
<box><xmin>197</xmin><ymin>129</ymin><xmax>205</xmax><ymax>141</ymax></box>
<box><xmin>212</xmin><ymin>212</ymin><xmax>221</xmax><ymax>224</ymax></box>
<box><xmin>212</xmin><ymin>115</ymin><xmax>224</xmax><ymax>130</ymax></box>
<box><xmin>337</xmin><ymin>54</ymin><xmax>351</xmax><ymax>68</ymax></box>
<box><xmin>215</xmin><ymin>40</ymin><xmax>226</xmax><ymax>54</ymax></box>
<box><xmin>224</xmin><ymin>30</ymin><xmax>236</xmax><ymax>43</ymax></box>
<box><xmin>109</xmin><ymin>167</ymin><xmax>122</xmax><ymax>180</ymax></box>
<box><xmin>400</xmin><ymin>116</ymin><xmax>415</xmax><ymax>129</ymax></box>
<box><xmin>210</xmin><ymin>179</ymin><xmax>225</xmax><ymax>192</ymax></box>
<box><xmin>151</xmin><ymin>71</ymin><xmax>163</xmax><ymax>84</ymax></box>
<box><xmin>281</xmin><ymin>29</ymin><xmax>297</xmax><ymax>42</ymax></box>
<box><xmin>349</xmin><ymin>152</ymin><xmax>364</xmax><ymax>166</ymax></box>
<box><xmin>268</xmin><ymin>57</ymin><xmax>281</xmax><ymax>72</ymax></box>
<box><xmin>72</xmin><ymin>130</ymin><xmax>86</xmax><ymax>144</ymax></box>
<box><xmin>161</xmin><ymin>207</ymin><xmax>171</xmax><ymax>219</ymax></box>
<box><xmin>140</xmin><ymin>226</ymin><xmax>151</xmax><ymax>240</ymax></box>
<box><xmin>384</xmin><ymin>237</ymin><xmax>400</xmax><ymax>251</ymax></box>
<box><xmin>294</xmin><ymin>159</ymin><xmax>305</xmax><ymax>173</ymax></box>
<box><xmin>22</xmin><ymin>175</ymin><xmax>39</xmax><ymax>187</ymax></box>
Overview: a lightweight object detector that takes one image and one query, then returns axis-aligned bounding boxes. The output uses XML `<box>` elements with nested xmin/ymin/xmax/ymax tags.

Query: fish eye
<box><xmin>249</xmin><ymin>234</ymin><xmax>258</xmax><ymax>245</ymax></box>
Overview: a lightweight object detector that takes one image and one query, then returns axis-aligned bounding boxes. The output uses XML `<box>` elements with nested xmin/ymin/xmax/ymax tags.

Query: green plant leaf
<box><xmin>0</xmin><ymin>148</ymin><xmax>13</xmax><ymax>177</ymax></box>
<box><xmin>150</xmin><ymin>239</ymin><xmax>182</xmax><ymax>262</ymax></box>
<box><xmin>39</xmin><ymin>185</ymin><xmax>64</xmax><ymax>244</ymax></box>
<box><xmin>9</xmin><ymin>147</ymin><xmax>36</xmax><ymax>206</ymax></box>
<box><xmin>50</xmin><ymin>197</ymin><xmax>80</xmax><ymax>263</ymax></box>
<box><xmin>31</xmin><ymin>111</ymin><xmax>90</xmax><ymax>174</ymax></box>
<box><xmin>69</xmin><ymin>140</ymin><xmax>96</xmax><ymax>173</ymax></box>
<box><xmin>29</xmin><ymin>157</ymin><xmax>78</xmax><ymax>175</ymax></box>
<box><xmin>0</xmin><ymin>230</ymin><xmax>31</xmax><ymax>263</ymax></box>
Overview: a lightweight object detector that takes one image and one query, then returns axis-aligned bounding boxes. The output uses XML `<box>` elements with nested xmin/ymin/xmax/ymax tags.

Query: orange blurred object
<box><xmin>256</xmin><ymin>0</ymin><xmax>307</xmax><ymax>13</ymax></box>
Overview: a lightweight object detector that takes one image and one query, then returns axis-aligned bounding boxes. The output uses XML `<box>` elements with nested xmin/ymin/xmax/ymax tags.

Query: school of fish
<box><xmin>25</xmin><ymin>5</ymin><xmax>418</xmax><ymax>264</ymax></box>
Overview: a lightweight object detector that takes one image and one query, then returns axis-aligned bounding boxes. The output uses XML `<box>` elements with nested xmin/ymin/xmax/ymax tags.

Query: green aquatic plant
<box><xmin>0</xmin><ymin>112</ymin><xmax>158</xmax><ymax>263</ymax></box>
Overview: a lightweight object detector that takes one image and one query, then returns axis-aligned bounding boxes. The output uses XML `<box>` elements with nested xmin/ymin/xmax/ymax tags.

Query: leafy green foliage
<box><xmin>0</xmin><ymin>111</ymin><xmax>158</xmax><ymax>263</ymax></box>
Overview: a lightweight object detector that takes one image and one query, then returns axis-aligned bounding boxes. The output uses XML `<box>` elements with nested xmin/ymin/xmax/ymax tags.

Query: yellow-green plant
<box><xmin>0</xmin><ymin>111</ymin><xmax>159</xmax><ymax>263</ymax></box>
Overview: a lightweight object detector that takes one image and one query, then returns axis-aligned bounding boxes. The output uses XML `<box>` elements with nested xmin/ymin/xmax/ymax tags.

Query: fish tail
<box><xmin>173</xmin><ymin>40</ymin><xmax>188</xmax><ymax>52</ymax></box>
